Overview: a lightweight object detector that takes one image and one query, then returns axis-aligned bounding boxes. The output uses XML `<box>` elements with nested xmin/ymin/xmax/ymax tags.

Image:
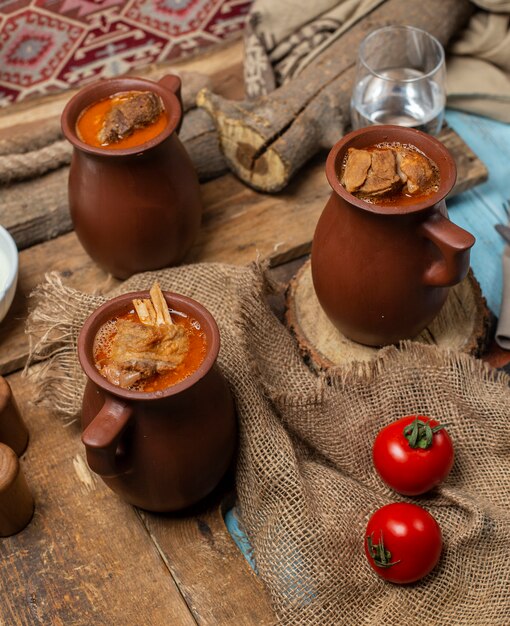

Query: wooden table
<box><xmin>0</xmin><ymin>38</ymin><xmax>509</xmax><ymax>625</ymax></box>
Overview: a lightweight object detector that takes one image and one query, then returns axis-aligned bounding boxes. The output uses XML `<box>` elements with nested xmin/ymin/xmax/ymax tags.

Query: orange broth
<box><xmin>94</xmin><ymin>310</ymin><xmax>207</xmax><ymax>392</ymax></box>
<box><xmin>76</xmin><ymin>91</ymin><xmax>169</xmax><ymax>150</ymax></box>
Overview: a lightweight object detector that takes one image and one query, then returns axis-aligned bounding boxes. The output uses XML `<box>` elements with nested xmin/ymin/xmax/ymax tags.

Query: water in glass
<box><xmin>351</xmin><ymin>67</ymin><xmax>445</xmax><ymax>135</ymax></box>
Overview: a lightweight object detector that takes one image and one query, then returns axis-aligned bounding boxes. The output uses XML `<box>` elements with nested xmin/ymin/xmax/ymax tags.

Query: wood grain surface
<box><xmin>139</xmin><ymin>497</ymin><xmax>275</xmax><ymax>625</ymax></box>
<box><xmin>2</xmin><ymin>369</ymin><xmax>198</xmax><ymax>626</ymax></box>
<box><xmin>0</xmin><ymin>364</ymin><xmax>276</xmax><ymax>625</ymax></box>
<box><xmin>0</xmin><ymin>39</ymin><xmax>277</xmax><ymax>626</ymax></box>
<box><xmin>286</xmin><ymin>260</ymin><xmax>491</xmax><ymax>371</ymax></box>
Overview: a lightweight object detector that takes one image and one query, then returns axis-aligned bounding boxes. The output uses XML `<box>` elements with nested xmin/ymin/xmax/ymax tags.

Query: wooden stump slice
<box><xmin>285</xmin><ymin>259</ymin><xmax>491</xmax><ymax>372</ymax></box>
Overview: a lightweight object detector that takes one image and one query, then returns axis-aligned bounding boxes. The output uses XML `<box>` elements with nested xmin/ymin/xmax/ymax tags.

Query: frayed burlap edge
<box><xmin>24</xmin><ymin>272</ymin><xmax>106</xmax><ymax>420</ymax></box>
<box><xmin>326</xmin><ymin>340</ymin><xmax>509</xmax><ymax>390</ymax></box>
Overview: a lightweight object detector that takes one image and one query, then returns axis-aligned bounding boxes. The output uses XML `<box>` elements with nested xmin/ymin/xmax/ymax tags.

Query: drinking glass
<box><xmin>350</xmin><ymin>25</ymin><xmax>446</xmax><ymax>135</ymax></box>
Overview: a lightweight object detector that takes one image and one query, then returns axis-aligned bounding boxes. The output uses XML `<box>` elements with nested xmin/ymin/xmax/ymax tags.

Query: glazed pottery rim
<box><xmin>61</xmin><ymin>75</ymin><xmax>182</xmax><ymax>157</ymax></box>
<box><xmin>326</xmin><ymin>125</ymin><xmax>457</xmax><ymax>215</ymax></box>
<box><xmin>77</xmin><ymin>290</ymin><xmax>220</xmax><ymax>401</ymax></box>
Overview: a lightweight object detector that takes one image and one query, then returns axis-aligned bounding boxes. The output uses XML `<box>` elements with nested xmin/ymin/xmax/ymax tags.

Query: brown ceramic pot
<box><xmin>311</xmin><ymin>125</ymin><xmax>476</xmax><ymax>347</ymax></box>
<box><xmin>77</xmin><ymin>291</ymin><xmax>237</xmax><ymax>512</ymax></box>
<box><xmin>61</xmin><ymin>75</ymin><xmax>202</xmax><ymax>279</ymax></box>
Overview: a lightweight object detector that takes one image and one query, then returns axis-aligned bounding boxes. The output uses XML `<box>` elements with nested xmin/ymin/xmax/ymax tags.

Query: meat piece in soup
<box><xmin>98</xmin><ymin>91</ymin><xmax>163</xmax><ymax>145</ymax></box>
<box><xmin>358</xmin><ymin>149</ymin><xmax>401</xmax><ymax>196</ymax></box>
<box><xmin>341</xmin><ymin>148</ymin><xmax>371</xmax><ymax>193</ymax></box>
<box><xmin>341</xmin><ymin>143</ymin><xmax>438</xmax><ymax>201</ymax></box>
<box><xmin>95</xmin><ymin>282</ymin><xmax>193</xmax><ymax>390</ymax></box>
<box><xmin>103</xmin><ymin>318</ymin><xmax>189</xmax><ymax>388</ymax></box>
<box><xmin>394</xmin><ymin>147</ymin><xmax>435</xmax><ymax>195</ymax></box>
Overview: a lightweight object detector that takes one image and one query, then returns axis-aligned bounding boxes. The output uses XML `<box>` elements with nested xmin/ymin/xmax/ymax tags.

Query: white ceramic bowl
<box><xmin>0</xmin><ymin>226</ymin><xmax>18</xmax><ymax>324</ymax></box>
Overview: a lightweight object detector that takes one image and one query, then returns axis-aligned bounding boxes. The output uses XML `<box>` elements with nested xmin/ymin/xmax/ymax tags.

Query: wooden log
<box><xmin>286</xmin><ymin>260</ymin><xmax>491</xmax><ymax>372</ymax></box>
<box><xmin>0</xmin><ymin>121</ymin><xmax>487</xmax><ymax>254</ymax></box>
<box><xmin>198</xmin><ymin>0</ymin><xmax>474</xmax><ymax>192</ymax></box>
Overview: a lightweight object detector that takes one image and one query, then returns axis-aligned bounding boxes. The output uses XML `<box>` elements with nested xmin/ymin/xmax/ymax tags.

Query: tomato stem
<box><xmin>366</xmin><ymin>532</ymin><xmax>400</xmax><ymax>568</ymax></box>
<box><xmin>403</xmin><ymin>417</ymin><xmax>447</xmax><ymax>449</ymax></box>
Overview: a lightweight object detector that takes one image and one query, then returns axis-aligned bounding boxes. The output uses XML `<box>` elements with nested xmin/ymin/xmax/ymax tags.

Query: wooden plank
<box><xmin>139</xmin><ymin>496</ymin><xmax>276</xmax><ymax>625</ymax></box>
<box><xmin>445</xmin><ymin>110</ymin><xmax>510</xmax><ymax>315</ymax></box>
<box><xmin>0</xmin><ymin>125</ymin><xmax>490</xmax><ymax>377</ymax></box>
<box><xmin>1</xmin><ymin>367</ymin><xmax>197</xmax><ymax>626</ymax></box>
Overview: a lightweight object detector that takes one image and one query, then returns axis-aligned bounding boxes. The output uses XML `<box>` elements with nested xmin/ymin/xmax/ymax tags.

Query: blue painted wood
<box><xmin>224</xmin><ymin>507</ymin><xmax>257</xmax><ymax>571</ymax></box>
<box><xmin>445</xmin><ymin>110</ymin><xmax>510</xmax><ymax>315</ymax></box>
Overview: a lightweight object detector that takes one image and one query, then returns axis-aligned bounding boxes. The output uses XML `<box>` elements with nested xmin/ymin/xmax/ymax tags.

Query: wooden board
<box><xmin>0</xmin><ymin>34</ymin><xmax>505</xmax><ymax>626</ymax></box>
<box><xmin>139</xmin><ymin>497</ymin><xmax>275</xmax><ymax>625</ymax></box>
<box><xmin>0</xmin><ymin>40</ymin><xmax>278</xmax><ymax>625</ymax></box>
<box><xmin>286</xmin><ymin>260</ymin><xmax>491</xmax><ymax>371</ymax></box>
<box><xmin>1</xmin><ymin>365</ymin><xmax>275</xmax><ymax>625</ymax></box>
<box><xmin>2</xmin><ymin>367</ymin><xmax>197</xmax><ymax>626</ymax></box>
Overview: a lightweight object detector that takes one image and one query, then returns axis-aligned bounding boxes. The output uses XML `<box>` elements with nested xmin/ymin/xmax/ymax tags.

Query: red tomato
<box><xmin>373</xmin><ymin>415</ymin><xmax>454</xmax><ymax>495</ymax></box>
<box><xmin>365</xmin><ymin>502</ymin><xmax>442</xmax><ymax>584</ymax></box>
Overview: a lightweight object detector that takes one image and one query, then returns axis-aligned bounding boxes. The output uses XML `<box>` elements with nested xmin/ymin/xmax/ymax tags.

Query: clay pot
<box><xmin>311</xmin><ymin>125</ymin><xmax>476</xmax><ymax>347</ymax></box>
<box><xmin>77</xmin><ymin>291</ymin><xmax>237</xmax><ymax>512</ymax></box>
<box><xmin>61</xmin><ymin>75</ymin><xmax>202</xmax><ymax>279</ymax></box>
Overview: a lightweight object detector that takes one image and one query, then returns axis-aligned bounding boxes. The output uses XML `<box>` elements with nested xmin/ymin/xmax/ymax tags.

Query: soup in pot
<box><xmin>93</xmin><ymin>283</ymin><xmax>207</xmax><ymax>392</ymax></box>
<box><xmin>340</xmin><ymin>142</ymin><xmax>440</xmax><ymax>205</ymax></box>
<box><xmin>76</xmin><ymin>90</ymin><xmax>168</xmax><ymax>150</ymax></box>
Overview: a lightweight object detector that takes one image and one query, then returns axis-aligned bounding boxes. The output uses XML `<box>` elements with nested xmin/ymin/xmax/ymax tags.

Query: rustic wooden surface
<box><xmin>2</xmin><ymin>367</ymin><xmax>277</xmax><ymax>625</ymax></box>
<box><xmin>286</xmin><ymin>260</ymin><xmax>491</xmax><ymax>371</ymax></box>
<box><xmin>0</xmin><ymin>34</ymin><xmax>507</xmax><ymax>626</ymax></box>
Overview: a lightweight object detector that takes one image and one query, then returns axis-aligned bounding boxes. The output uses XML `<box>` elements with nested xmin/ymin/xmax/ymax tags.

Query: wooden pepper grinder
<box><xmin>0</xmin><ymin>376</ymin><xmax>29</xmax><ymax>456</ymax></box>
<box><xmin>0</xmin><ymin>443</ymin><xmax>34</xmax><ymax>536</ymax></box>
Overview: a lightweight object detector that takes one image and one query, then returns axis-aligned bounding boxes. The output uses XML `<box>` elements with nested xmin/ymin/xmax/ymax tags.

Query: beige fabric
<box><xmin>244</xmin><ymin>0</ymin><xmax>384</xmax><ymax>97</ymax></box>
<box><xmin>447</xmin><ymin>7</ymin><xmax>510</xmax><ymax>122</ymax></box>
<box><xmin>26</xmin><ymin>263</ymin><xmax>510</xmax><ymax>625</ymax></box>
<box><xmin>245</xmin><ymin>0</ymin><xmax>510</xmax><ymax>122</ymax></box>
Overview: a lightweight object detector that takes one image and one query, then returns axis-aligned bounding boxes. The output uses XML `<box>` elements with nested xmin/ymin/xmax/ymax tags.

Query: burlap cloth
<box><xmin>245</xmin><ymin>0</ymin><xmax>510</xmax><ymax>123</ymax></box>
<box><xmin>26</xmin><ymin>262</ymin><xmax>510</xmax><ymax>625</ymax></box>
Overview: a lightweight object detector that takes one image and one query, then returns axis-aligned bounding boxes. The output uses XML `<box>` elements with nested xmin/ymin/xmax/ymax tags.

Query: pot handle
<box><xmin>420</xmin><ymin>212</ymin><xmax>476</xmax><ymax>287</ymax></box>
<box><xmin>158</xmin><ymin>74</ymin><xmax>183</xmax><ymax>134</ymax></box>
<box><xmin>81</xmin><ymin>397</ymin><xmax>133</xmax><ymax>477</ymax></box>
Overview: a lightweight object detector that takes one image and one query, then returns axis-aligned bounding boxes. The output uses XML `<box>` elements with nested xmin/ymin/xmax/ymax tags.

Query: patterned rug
<box><xmin>0</xmin><ymin>0</ymin><xmax>251</xmax><ymax>106</ymax></box>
